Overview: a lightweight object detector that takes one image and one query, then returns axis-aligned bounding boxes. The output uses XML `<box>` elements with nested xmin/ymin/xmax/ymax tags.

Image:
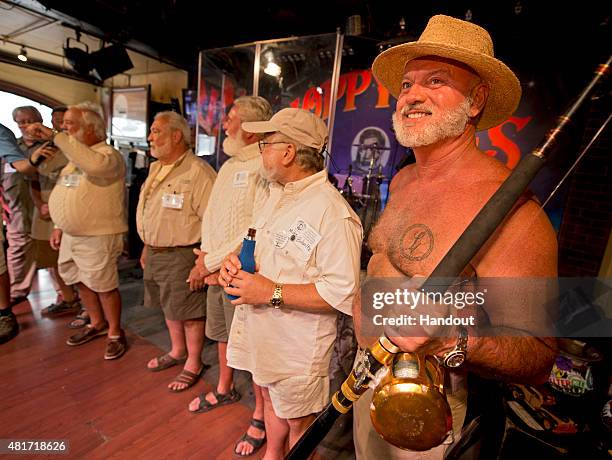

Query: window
<box><xmin>0</xmin><ymin>91</ymin><xmax>52</xmax><ymax>136</ymax></box>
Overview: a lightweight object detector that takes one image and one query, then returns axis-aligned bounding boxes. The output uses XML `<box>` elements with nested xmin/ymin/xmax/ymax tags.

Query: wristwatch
<box><xmin>50</xmin><ymin>128</ymin><xmax>60</xmax><ymax>142</ymax></box>
<box><xmin>269</xmin><ymin>284</ymin><xmax>284</xmax><ymax>309</ymax></box>
<box><xmin>441</xmin><ymin>326</ymin><xmax>468</xmax><ymax>368</ymax></box>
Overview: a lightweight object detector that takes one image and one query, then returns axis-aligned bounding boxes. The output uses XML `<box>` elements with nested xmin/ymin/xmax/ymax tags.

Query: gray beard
<box><xmin>223</xmin><ymin>136</ymin><xmax>248</xmax><ymax>156</ymax></box>
<box><xmin>392</xmin><ymin>98</ymin><xmax>472</xmax><ymax>148</ymax></box>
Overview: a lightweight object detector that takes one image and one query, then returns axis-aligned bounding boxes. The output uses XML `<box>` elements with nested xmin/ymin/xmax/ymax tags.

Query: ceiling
<box><xmin>0</xmin><ymin>0</ymin><xmax>181</xmax><ymax>83</ymax></box>
<box><xmin>0</xmin><ymin>0</ymin><xmax>609</xmax><ymax>88</ymax></box>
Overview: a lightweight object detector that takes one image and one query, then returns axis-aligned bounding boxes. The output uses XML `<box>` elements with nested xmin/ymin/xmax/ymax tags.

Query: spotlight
<box><xmin>263</xmin><ymin>51</ymin><xmax>281</xmax><ymax>78</ymax></box>
<box><xmin>64</xmin><ymin>37</ymin><xmax>92</xmax><ymax>75</ymax></box>
<box><xmin>89</xmin><ymin>44</ymin><xmax>134</xmax><ymax>81</ymax></box>
<box><xmin>17</xmin><ymin>46</ymin><xmax>27</xmax><ymax>62</ymax></box>
<box><xmin>264</xmin><ymin>62</ymin><xmax>281</xmax><ymax>77</ymax></box>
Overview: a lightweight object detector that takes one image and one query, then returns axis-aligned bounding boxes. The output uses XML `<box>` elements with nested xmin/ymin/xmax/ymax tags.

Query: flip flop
<box><xmin>190</xmin><ymin>388</ymin><xmax>241</xmax><ymax>413</ymax></box>
<box><xmin>147</xmin><ymin>353</ymin><xmax>187</xmax><ymax>372</ymax></box>
<box><xmin>233</xmin><ymin>418</ymin><xmax>266</xmax><ymax>457</ymax></box>
<box><xmin>168</xmin><ymin>366</ymin><xmax>204</xmax><ymax>393</ymax></box>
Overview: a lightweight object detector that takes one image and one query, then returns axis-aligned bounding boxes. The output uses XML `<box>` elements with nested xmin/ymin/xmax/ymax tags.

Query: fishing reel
<box><xmin>370</xmin><ymin>352</ymin><xmax>453</xmax><ymax>451</ymax></box>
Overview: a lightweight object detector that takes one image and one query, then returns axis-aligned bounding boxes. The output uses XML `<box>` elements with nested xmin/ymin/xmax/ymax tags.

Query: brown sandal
<box><xmin>190</xmin><ymin>388</ymin><xmax>241</xmax><ymax>413</ymax></box>
<box><xmin>148</xmin><ymin>353</ymin><xmax>187</xmax><ymax>372</ymax></box>
<box><xmin>233</xmin><ymin>418</ymin><xmax>266</xmax><ymax>457</ymax></box>
<box><xmin>68</xmin><ymin>309</ymin><xmax>90</xmax><ymax>329</ymax></box>
<box><xmin>168</xmin><ymin>366</ymin><xmax>203</xmax><ymax>393</ymax></box>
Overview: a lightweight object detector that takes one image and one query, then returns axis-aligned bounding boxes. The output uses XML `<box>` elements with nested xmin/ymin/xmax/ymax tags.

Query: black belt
<box><xmin>149</xmin><ymin>243</ymin><xmax>199</xmax><ymax>253</ymax></box>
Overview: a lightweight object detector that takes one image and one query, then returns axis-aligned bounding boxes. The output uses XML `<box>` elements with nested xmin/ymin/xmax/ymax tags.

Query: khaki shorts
<box><xmin>143</xmin><ymin>246</ymin><xmax>206</xmax><ymax>321</ymax></box>
<box><xmin>58</xmin><ymin>233</ymin><xmax>123</xmax><ymax>292</ymax></box>
<box><xmin>257</xmin><ymin>375</ymin><xmax>330</xmax><ymax>420</ymax></box>
<box><xmin>34</xmin><ymin>238</ymin><xmax>59</xmax><ymax>269</ymax></box>
<box><xmin>205</xmin><ymin>285</ymin><xmax>235</xmax><ymax>341</ymax></box>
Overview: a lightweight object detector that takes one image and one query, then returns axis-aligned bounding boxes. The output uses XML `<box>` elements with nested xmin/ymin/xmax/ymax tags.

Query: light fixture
<box><xmin>263</xmin><ymin>51</ymin><xmax>281</xmax><ymax>78</ymax></box>
<box><xmin>17</xmin><ymin>46</ymin><xmax>28</xmax><ymax>62</ymax></box>
<box><xmin>64</xmin><ymin>35</ymin><xmax>92</xmax><ymax>75</ymax></box>
<box><xmin>264</xmin><ymin>62</ymin><xmax>281</xmax><ymax>77</ymax></box>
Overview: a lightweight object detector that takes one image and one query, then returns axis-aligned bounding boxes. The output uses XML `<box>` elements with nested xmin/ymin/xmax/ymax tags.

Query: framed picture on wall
<box><xmin>111</xmin><ymin>85</ymin><xmax>150</xmax><ymax>146</ymax></box>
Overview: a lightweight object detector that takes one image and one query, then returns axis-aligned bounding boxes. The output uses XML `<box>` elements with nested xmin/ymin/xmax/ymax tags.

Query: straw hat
<box><xmin>372</xmin><ymin>15</ymin><xmax>521</xmax><ymax>130</ymax></box>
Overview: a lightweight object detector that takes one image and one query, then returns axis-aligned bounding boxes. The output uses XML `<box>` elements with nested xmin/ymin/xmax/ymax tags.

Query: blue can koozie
<box><xmin>227</xmin><ymin>228</ymin><xmax>256</xmax><ymax>300</ymax></box>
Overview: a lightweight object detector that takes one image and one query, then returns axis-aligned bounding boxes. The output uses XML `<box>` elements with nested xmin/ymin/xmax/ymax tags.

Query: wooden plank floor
<box><xmin>0</xmin><ymin>271</ymin><xmax>257</xmax><ymax>459</ymax></box>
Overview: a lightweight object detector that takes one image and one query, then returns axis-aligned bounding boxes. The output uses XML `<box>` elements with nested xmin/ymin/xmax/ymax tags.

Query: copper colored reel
<box><xmin>370</xmin><ymin>353</ymin><xmax>453</xmax><ymax>451</ymax></box>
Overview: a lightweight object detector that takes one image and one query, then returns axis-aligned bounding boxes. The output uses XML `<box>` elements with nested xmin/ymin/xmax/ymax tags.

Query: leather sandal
<box><xmin>190</xmin><ymin>388</ymin><xmax>241</xmax><ymax>413</ymax></box>
<box><xmin>233</xmin><ymin>418</ymin><xmax>266</xmax><ymax>457</ymax></box>
<box><xmin>168</xmin><ymin>366</ymin><xmax>204</xmax><ymax>393</ymax></box>
<box><xmin>68</xmin><ymin>309</ymin><xmax>90</xmax><ymax>329</ymax></box>
<box><xmin>148</xmin><ymin>353</ymin><xmax>187</xmax><ymax>372</ymax></box>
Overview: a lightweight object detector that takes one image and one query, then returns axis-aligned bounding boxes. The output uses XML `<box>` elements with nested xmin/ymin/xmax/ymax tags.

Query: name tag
<box><xmin>60</xmin><ymin>174</ymin><xmax>81</xmax><ymax>187</ymax></box>
<box><xmin>288</xmin><ymin>217</ymin><xmax>322</xmax><ymax>259</ymax></box>
<box><xmin>162</xmin><ymin>193</ymin><xmax>184</xmax><ymax>209</ymax></box>
<box><xmin>3</xmin><ymin>163</ymin><xmax>16</xmax><ymax>174</ymax></box>
<box><xmin>272</xmin><ymin>230</ymin><xmax>289</xmax><ymax>249</ymax></box>
<box><xmin>233</xmin><ymin>170</ymin><xmax>249</xmax><ymax>188</ymax></box>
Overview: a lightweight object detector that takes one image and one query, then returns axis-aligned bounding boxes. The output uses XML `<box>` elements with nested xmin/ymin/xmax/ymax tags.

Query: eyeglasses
<box><xmin>258</xmin><ymin>140</ymin><xmax>288</xmax><ymax>153</ymax></box>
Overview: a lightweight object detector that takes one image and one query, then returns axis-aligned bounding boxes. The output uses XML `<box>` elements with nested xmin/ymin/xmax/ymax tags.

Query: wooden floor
<box><xmin>0</xmin><ymin>270</ymin><xmax>258</xmax><ymax>459</ymax></box>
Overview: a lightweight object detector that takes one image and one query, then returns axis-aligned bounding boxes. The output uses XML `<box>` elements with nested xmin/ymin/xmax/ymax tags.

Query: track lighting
<box><xmin>17</xmin><ymin>46</ymin><xmax>28</xmax><ymax>62</ymax></box>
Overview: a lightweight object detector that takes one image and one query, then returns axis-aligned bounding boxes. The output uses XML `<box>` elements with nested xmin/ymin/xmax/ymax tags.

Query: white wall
<box><xmin>0</xmin><ymin>62</ymin><xmax>99</xmax><ymax>106</ymax></box>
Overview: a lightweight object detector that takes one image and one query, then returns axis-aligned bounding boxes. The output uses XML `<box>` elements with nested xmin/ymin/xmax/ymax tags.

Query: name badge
<box><xmin>272</xmin><ymin>230</ymin><xmax>289</xmax><ymax>249</ymax></box>
<box><xmin>288</xmin><ymin>217</ymin><xmax>322</xmax><ymax>259</ymax></box>
<box><xmin>3</xmin><ymin>163</ymin><xmax>17</xmax><ymax>174</ymax></box>
<box><xmin>60</xmin><ymin>174</ymin><xmax>81</xmax><ymax>187</ymax></box>
<box><xmin>233</xmin><ymin>170</ymin><xmax>249</xmax><ymax>188</ymax></box>
<box><xmin>162</xmin><ymin>193</ymin><xmax>184</xmax><ymax>209</ymax></box>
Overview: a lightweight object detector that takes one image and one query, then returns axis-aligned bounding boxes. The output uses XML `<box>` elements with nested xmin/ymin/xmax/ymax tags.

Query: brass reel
<box><xmin>370</xmin><ymin>353</ymin><xmax>453</xmax><ymax>451</ymax></box>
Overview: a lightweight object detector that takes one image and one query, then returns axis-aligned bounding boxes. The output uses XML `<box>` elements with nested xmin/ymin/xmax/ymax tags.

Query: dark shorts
<box><xmin>205</xmin><ymin>285</ymin><xmax>235</xmax><ymax>342</ymax></box>
<box><xmin>143</xmin><ymin>246</ymin><xmax>206</xmax><ymax>321</ymax></box>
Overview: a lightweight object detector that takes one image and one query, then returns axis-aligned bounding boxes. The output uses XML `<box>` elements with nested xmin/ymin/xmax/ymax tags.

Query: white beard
<box><xmin>392</xmin><ymin>97</ymin><xmax>472</xmax><ymax>148</ymax></box>
<box><xmin>223</xmin><ymin>136</ymin><xmax>248</xmax><ymax>157</ymax></box>
<box><xmin>70</xmin><ymin>127</ymin><xmax>85</xmax><ymax>144</ymax></box>
<box><xmin>258</xmin><ymin>163</ymin><xmax>275</xmax><ymax>182</ymax></box>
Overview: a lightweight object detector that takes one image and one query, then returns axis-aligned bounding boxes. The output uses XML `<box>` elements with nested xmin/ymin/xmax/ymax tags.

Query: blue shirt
<box><xmin>0</xmin><ymin>123</ymin><xmax>26</xmax><ymax>164</ymax></box>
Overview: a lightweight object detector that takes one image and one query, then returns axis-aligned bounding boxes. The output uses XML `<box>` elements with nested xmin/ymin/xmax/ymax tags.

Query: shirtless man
<box><xmin>352</xmin><ymin>15</ymin><xmax>558</xmax><ymax>459</ymax></box>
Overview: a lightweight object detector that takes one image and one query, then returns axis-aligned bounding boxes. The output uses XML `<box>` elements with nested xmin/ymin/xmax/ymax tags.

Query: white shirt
<box><xmin>227</xmin><ymin>170</ymin><xmax>363</xmax><ymax>384</ymax></box>
<box><xmin>200</xmin><ymin>142</ymin><xmax>268</xmax><ymax>272</ymax></box>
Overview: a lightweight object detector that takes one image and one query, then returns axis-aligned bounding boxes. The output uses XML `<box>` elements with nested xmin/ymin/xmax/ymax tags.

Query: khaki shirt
<box><xmin>31</xmin><ymin>151</ymin><xmax>69</xmax><ymax>240</ymax></box>
<box><xmin>49</xmin><ymin>133</ymin><xmax>127</xmax><ymax>236</ymax></box>
<box><xmin>137</xmin><ymin>150</ymin><xmax>216</xmax><ymax>247</ymax></box>
<box><xmin>227</xmin><ymin>170</ymin><xmax>363</xmax><ymax>384</ymax></box>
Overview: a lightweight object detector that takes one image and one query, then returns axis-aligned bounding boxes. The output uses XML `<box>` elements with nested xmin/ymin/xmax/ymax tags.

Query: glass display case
<box><xmin>196</xmin><ymin>44</ymin><xmax>255</xmax><ymax>168</ymax></box>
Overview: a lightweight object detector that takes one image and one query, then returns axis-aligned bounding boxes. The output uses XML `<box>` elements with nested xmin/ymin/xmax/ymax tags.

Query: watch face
<box><xmin>270</xmin><ymin>298</ymin><xmax>281</xmax><ymax>307</ymax></box>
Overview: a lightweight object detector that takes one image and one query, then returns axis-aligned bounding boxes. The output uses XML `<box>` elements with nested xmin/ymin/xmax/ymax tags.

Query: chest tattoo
<box><xmin>400</xmin><ymin>224</ymin><xmax>434</xmax><ymax>261</ymax></box>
